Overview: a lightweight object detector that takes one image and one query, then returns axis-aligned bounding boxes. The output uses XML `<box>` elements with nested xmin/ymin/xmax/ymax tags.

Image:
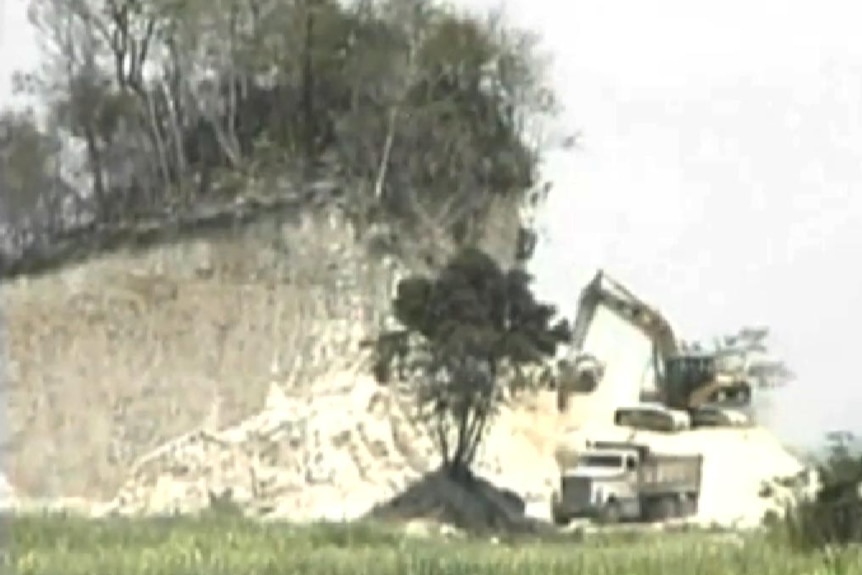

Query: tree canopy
<box><xmin>1</xmin><ymin>0</ymin><xmax>558</xmax><ymax>271</ymax></box>
<box><xmin>372</xmin><ymin>247</ymin><xmax>571</xmax><ymax>477</ymax></box>
<box><xmin>780</xmin><ymin>432</ymin><xmax>862</xmax><ymax>550</ymax></box>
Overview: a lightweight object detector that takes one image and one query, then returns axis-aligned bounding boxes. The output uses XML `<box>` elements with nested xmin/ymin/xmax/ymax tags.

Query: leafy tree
<box><xmin>7</xmin><ymin>0</ymin><xmax>558</xmax><ymax>270</ymax></box>
<box><xmin>371</xmin><ymin>247</ymin><xmax>571</xmax><ymax>479</ymax></box>
<box><xmin>0</xmin><ymin>108</ymin><xmax>73</xmax><ymax>252</ymax></box>
<box><xmin>779</xmin><ymin>431</ymin><xmax>862</xmax><ymax>551</ymax></box>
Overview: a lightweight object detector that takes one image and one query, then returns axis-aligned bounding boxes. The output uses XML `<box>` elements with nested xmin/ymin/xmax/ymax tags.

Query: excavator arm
<box><xmin>557</xmin><ymin>270</ymin><xmax>679</xmax><ymax>410</ymax></box>
<box><xmin>570</xmin><ymin>270</ymin><xmax>680</xmax><ymax>359</ymax></box>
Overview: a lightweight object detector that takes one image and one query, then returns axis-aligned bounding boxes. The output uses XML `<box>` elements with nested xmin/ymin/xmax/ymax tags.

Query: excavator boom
<box><xmin>558</xmin><ymin>270</ymin><xmax>678</xmax><ymax>409</ymax></box>
<box><xmin>570</xmin><ymin>270</ymin><xmax>680</xmax><ymax>361</ymax></box>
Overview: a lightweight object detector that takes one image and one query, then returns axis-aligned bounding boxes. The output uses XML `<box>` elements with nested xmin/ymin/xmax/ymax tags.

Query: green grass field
<box><xmin>5</xmin><ymin>515</ymin><xmax>861</xmax><ymax>575</ymax></box>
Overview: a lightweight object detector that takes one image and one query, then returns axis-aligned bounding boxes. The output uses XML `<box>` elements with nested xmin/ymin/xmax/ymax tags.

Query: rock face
<box><xmin>1</xmin><ymin>201</ymin><xmax>523</xmax><ymax>500</ymax></box>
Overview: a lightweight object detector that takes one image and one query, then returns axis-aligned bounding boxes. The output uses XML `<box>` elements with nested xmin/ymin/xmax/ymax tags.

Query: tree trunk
<box><xmin>301</xmin><ymin>0</ymin><xmax>316</xmax><ymax>179</ymax></box>
<box><xmin>82</xmin><ymin>124</ymin><xmax>107</xmax><ymax>221</ymax></box>
<box><xmin>444</xmin><ymin>456</ymin><xmax>474</xmax><ymax>484</ymax></box>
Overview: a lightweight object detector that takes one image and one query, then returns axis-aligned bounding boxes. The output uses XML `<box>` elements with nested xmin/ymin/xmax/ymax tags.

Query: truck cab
<box><xmin>551</xmin><ymin>446</ymin><xmax>643</xmax><ymax>524</ymax></box>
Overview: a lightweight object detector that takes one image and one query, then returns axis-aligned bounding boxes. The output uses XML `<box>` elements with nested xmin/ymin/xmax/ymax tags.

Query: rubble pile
<box><xmin>104</xmin><ymin>371</ymin><xmax>561</xmax><ymax>528</ymax></box>
<box><xmin>100</xmin><ymin>366</ymin><xmax>812</xmax><ymax>531</ymax></box>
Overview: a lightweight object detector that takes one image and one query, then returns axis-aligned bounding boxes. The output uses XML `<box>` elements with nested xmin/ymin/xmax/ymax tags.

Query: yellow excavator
<box><xmin>556</xmin><ymin>270</ymin><xmax>753</xmax><ymax>432</ymax></box>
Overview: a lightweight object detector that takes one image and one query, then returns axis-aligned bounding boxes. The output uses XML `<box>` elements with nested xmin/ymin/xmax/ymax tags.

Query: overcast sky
<box><xmin>3</xmin><ymin>0</ymin><xmax>861</xmax><ymax>448</ymax></box>
<box><xmin>478</xmin><ymin>0</ymin><xmax>862</xmax><ymax>448</ymax></box>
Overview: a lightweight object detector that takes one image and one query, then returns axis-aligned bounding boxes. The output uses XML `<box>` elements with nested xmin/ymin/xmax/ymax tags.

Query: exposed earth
<box><xmin>0</xmin><ymin>218</ymin><xmax>815</xmax><ymax>531</ymax></box>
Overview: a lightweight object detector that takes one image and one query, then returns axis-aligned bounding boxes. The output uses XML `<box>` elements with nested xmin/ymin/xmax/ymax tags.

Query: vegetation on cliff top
<box><xmin>1</xmin><ymin>0</ymin><xmax>562</xmax><ymax>276</ymax></box>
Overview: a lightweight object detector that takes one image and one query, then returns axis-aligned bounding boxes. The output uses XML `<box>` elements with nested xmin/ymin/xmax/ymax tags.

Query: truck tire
<box><xmin>552</xmin><ymin>508</ymin><xmax>571</xmax><ymax>527</ymax></box>
<box><xmin>680</xmin><ymin>495</ymin><xmax>698</xmax><ymax>517</ymax></box>
<box><xmin>659</xmin><ymin>497</ymin><xmax>680</xmax><ymax>520</ymax></box>
<box><xmin>599</xmin><ymin>499</ymin><xmax>622</xmax><ymax>524</ymax></box>
<box><xmin>551</xmin><ymin>493</ymin><xmax>570</xmax><ymax>526</ymax></box>
<box><xmin>647</xmin><ymin>497</ymin><xmax>678</xmax><ymax>521</ymax></box>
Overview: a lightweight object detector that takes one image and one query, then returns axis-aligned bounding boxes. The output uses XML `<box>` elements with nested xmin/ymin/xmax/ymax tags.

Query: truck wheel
<box><xmin>649</xmin><ymin>498</ymin><xmax>678</xmax><ymax>521</ymax></box>
<box><xmin>659</xmin><ymin>498</ymin><xmax>680</xmax><ymax>520</ymax></box>
<box><xmin>680</xmin><ymin>496</ymin><xmax>697</xmax><ymax>517</ymax></box>
<box><xmin>599</xmin><ymin>500</ymin><xmax>622</xmax><ymax>524</ymax></box>
<box><xmin>551</xmin><ymin>493</ymin><xmax>570</xmax><ymax>526</ymax></box>
<box><xmin>552</xmin><ymin>508</ymin><xmax>571</xmax><ymax>527</ymax></box>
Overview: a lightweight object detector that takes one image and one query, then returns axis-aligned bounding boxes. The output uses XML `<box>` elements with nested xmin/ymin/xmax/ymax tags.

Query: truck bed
<box><xmin>638</xmin><ymin>454</ymin><xmax>703</xmax><ymax>495</ymax></box>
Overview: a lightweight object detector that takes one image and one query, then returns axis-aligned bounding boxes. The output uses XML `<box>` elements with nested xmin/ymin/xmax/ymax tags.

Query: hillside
<box><xmin>0</xmin><ymin>0</ymin><xmax>559</xmax><ymax>510</ymax></box>
<box><xmin>2</xmin><ymin>215</ymin><xmax>813</xmax><ymax>532</ymax></box>
<box><xmin>1</xmin><ymin>190</ymin><xmax>528</xmax><ymax>499</ymax></box>
<box><xmin>2</xmin><ymin>207</ymin><xmax>381</xmax><ymax>497</ymax></box>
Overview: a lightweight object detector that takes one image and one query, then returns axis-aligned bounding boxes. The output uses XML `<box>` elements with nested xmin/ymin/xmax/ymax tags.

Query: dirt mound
<box><xmin>367</xmin><ymin>469</ymin><xmax>551</xmax><ymax>534</ymax></box>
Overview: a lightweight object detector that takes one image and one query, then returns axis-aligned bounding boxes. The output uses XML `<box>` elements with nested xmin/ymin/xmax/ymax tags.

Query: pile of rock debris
<box><xmin>2</xmin><ymin>370</ymin><xmax>816</xmax><ymax>533</ymax></box>
<box><xmin>101</xmin><ymin>371</ymin><xmax>560</xmax><ymax>532</ymax></box>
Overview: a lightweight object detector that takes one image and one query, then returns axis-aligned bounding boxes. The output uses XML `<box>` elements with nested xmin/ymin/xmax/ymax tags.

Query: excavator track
<box><xmin>613</xmin><ymin>405</ymin><xmax>691</xmax><ymax>433</ymax></box>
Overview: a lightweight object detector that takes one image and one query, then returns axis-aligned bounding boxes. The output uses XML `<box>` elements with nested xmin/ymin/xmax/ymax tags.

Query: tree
<box><xmin>780</xmin><ymin>432</ymin><xmax>862</xmax><ymax>551</ymax></box>
<box><xmin>371</xmin><ymin>247</ymin><xmax>571</xmax><ymax>479</ymax></box>
<box><xmin>707</xmin><ymin>326</ymin><xmax>795</xmax><ymax>390</ymax></box>
<box><xmin>8</xmin><ymin>0</ymin><xmax>557</xmax><ymax>270</ymax></box>
<box><xmin>0</xmin><ymin>108</ymin><xmax>74</xmax><ymax>253</ymax></box>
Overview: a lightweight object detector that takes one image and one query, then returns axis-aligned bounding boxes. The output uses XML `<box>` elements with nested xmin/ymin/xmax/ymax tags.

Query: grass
<box><xmin>6</xmin><ymin>515</ymin><xmax>861</xmax><ymax>575</ymax></box>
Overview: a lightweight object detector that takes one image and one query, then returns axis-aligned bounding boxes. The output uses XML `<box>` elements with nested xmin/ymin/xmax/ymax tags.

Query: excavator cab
<box><xmin>663</xmin><ymin>354</ymin><xmax>716</xmax><ymax>409</ymax></box>
<box><xmin>663</xmin><ymin>352</ymin><xmax>752</xmax><ymax>411</ymax></box>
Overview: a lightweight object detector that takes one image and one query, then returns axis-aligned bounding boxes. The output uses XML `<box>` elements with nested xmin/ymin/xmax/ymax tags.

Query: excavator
<box><xmin>556</xmin><ymin>270</ymin><xmax>754</xmax><ymax>432</ymax></box>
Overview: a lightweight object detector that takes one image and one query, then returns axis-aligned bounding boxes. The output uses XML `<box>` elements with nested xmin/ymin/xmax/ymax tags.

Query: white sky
<box><xmin>0</xmin><ymin>0</ymin><xmax>38</xmax><ymax>101</ymax></box>
<box><xmin>489</xmin><ymin>0</ymin><xmax>862</xmax><ymax>449</ymax></box>
<box><xmin>3</xmin><ymin>0</ymin><xmax>861</xmax><ymax>448</ymax></box>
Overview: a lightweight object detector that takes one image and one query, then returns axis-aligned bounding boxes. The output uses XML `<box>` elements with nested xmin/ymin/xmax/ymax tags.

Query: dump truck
<box><xmin>550</xmin><ymin>440</ymin><xmax>703</xmax><ymax>525</ymax></box>
<box><xmin>556</xmin><ymin>270</ymin><xmax>754</xmax><ymax>431</ymax></box>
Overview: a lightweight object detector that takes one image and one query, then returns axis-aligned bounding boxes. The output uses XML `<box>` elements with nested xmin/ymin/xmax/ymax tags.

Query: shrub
<box><xmin>780</xmin><ymin>432</ymin><xmax>862</xmax><ymax>551</ymax></box>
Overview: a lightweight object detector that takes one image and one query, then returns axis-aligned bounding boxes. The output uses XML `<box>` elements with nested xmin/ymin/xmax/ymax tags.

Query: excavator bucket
<box><xmin>556</xmin><ymin>354</ymin><xmax>606</xmax><ymax>411</ymax></box>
